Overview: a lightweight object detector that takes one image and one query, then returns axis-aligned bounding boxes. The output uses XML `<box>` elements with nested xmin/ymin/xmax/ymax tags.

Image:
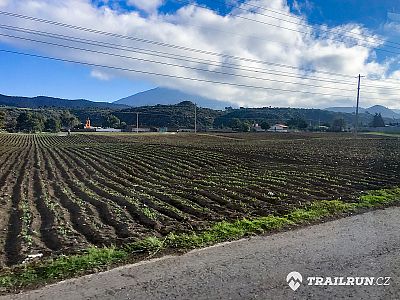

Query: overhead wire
<box><xmin>0</xmin><ymin>48</ymin><xmax>362</xmax><ymax>99</ymax></box>
<box><xmin>0</xmin><ymin>8</ymin><xmax>398</xmax><ymax>98</ymax></box>
<box><xmin>3</xmin><ymin>8</ymin><xmax>400</xmax><ymax>86</ymax></box>
<box><xmin>0</xmin><ymin>23</ymin><xmax>399</xmax><ymax>92</ymax></box>
<box><xmin>201</xmin><ymin>0</ymin><xmax>400</xmax><ymax>49</ymax></box>
<box><xmin>0</xmin><ymin>32</ymin><xmax>363</xmax><ymax>93</ymax></box>
<box><xmin>0</xmin><ymin>10</ymin><xmax>357</xmax><ymax>79</ymax></box>
<box><xmin>0</xmin><ymin>24</ymin><xmax>358</xmax><ymax>85</ymax></box>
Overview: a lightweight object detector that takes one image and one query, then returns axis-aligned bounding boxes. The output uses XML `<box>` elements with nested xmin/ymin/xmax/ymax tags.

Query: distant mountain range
<box><xmin>325</xmin><ymin>105</ymin><xmax>400</xmax><ymax>119</ymax></box>
<box><xmin>0</xmin><ymin>94</ymin><xmax>127</xmax><ymax>109</ymax></box>
<box><xmin>114</xmin><ymin>87</ymin><xmax>235</xmax><ymax>110</ymax></box>
<box><xmin>2</xmin><ymin>89</ymin><xmax>399</xmax><ymax>123</ymax></box>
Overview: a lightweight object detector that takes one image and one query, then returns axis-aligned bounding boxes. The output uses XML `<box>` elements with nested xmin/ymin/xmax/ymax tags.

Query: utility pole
<box><xmin>354</xmin><ymin>74</ymin><xmax>364</xmax><ymax>137</ymax></box>
<box><xmin>194</xmin><ymin>103</ymin><xmax>197</xmax><ymax>133</ymax></box>
<box><xmin>136</xmin><ymin>112</ymin><xmax>139</xmax><ymax>133</ymax></box>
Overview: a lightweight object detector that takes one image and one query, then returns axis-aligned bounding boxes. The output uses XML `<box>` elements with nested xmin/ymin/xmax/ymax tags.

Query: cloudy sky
<box><xmin>0</xmin><ymin>0</ymin><xmax>400</xmax><ymax>108</ymax></box>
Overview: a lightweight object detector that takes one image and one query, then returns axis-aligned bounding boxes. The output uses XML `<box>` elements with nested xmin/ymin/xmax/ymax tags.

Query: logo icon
<box><xmin>287</xmin><ymin>271</ymin><xmax>302</xmax><ymax>291</ymax></box>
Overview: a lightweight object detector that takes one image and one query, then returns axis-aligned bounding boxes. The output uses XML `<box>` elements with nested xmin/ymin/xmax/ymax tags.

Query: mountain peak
<box><xmin>365</xmin><ymin>105</ymin><xmax>399</xmax><ymax>118</ymax></box>
<box><xmin>113</xmin><ymin>87</ymin><xmax>235</xmax><ymax>110</ymax></box>
<box><xmin>177</xmin><ymin>100</ymin><xmax>195</xmax><ymax>106</ymax></box>
<box><xmin>325</xmin><ymin>105</ymin><xmax>400</xmax><ymax>119</ymax></box>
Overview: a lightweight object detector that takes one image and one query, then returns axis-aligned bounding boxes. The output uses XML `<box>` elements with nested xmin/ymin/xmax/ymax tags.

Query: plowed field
<box><xmin>0</xmin><ymin>132</ymin><xmax>399</xmax><ymax>266</ymax></box>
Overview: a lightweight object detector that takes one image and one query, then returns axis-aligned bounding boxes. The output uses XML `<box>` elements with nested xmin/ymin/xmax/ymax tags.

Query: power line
<box><xmin>2</xmin><ymin>6</ymin><xmax>400</xmax><ymax>89</ymax></box>
<box><xmin>0</xmin><ymin>31</ymin><xmax>363</xmax><ymax>93</ymax></box>
<box><xmin>228</xmin><ymin>15</ymin><xmax>400</xmax><ymax>56</ymax></box>
<box><xmin>3</xmin><ymin>8</ymin><xmax>400</xmax><ymax>86</ymax></box>
<box><xmin>199</xmin><ymin>0</ymin><xmax>400</xmax><ymax>50</ymax></box>
<box><xmin>170</xmin><ymin>1</ymin><xmax>400</xmax><ymax>60</ymax></box>
<box><xmin>0</xmin><ymin>11</ymin><xmax>398</xmax><ymax>98</ymax></box>
<box><xmin>2</xmin><ymin>27</ymin><xmax>400</xmax><ymax>94</ymax></box>
<box><xmin>0</xmin><ymin>24</ymin><xmax>358</xmax><ymax>85</ymax></box>
<box><xmin>366</xmin><ymin>76</ymin><xmax>400</xmax><ymax>85</ymax></box>
<box><xmin>0</xmin><ymin>48</ymin><xmax>360</xmax><ymax>99</ymax></box>
<box><xmin>0</xmin><ymin>10</ymin><xmax>357</xmax><ymax>79</ymax></box>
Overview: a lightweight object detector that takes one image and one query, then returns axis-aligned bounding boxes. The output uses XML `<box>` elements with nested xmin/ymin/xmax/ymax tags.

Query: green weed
<box><xmin>1</xmin><ymin>187</ymin><xmax>399</xmax><ymax>291</ymax></box>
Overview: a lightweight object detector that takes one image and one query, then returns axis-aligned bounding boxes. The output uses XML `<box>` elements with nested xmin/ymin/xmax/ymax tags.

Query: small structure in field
<box><xmin>96</xmin><ymin>128</ymin><xmax>122</xmax><ymax>132</ymax></box>
<box><xmin>177</xmin><ymin>128</ymin><xmax>196</xmax><ymax>132</ymax></box>
<box><xmin>252</xmin><ymin>123</ymin><xmax>265</xmax><ymax>132</ymax></box>
<box><xmin>268</xmin><ymin>124</ymin><xmax>288</xmax><ymax>132</ymax></box>
<box><xmin>84</xmin><ymin>118</ymin><xmax>91</xmax><ymax>129</ymax></box>
<box><xmin>125</xmin><ymin>125</ymin><xmax>151</xmax><ymax>132</ymax></box>
<box><xmin>157</xmin><ymin>127</ymin><xmax>168</xmax><ymax>133</ymax></box>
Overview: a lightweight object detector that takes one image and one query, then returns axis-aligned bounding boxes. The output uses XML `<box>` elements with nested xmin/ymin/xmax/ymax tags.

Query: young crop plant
<box><xmin>0</xmin><ymin>132</ymin><xmax>399</xmax><ymax>281</ymax></box>
<box><xmin>20</xmin><ymin>201</ymin><xmax>33</xmax><ymax>248</ymax></box>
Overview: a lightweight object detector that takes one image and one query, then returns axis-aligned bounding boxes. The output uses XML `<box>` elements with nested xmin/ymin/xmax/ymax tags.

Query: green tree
<box><xmin>240</xmin><ymin>121</ymin><xmax>251</xmax><ymax>132</ymax></box>
<box><xmin>260</xmin><ymin>120</ymin><xmax>270</xmax><ymax>130</ymax></box>
<box><xmin>16</xmin><ymin>112</ymin><xmax>44</xmax><ymax>133</ymax></box>
<box><xmin>0</xmin><ymin>110</ymin><xmax>5</xmax><ymax>129</ymax></box>
<box><xmin>371</xmin><ymin>113</ymin><xmax>385</xmax><ymax>127</ymax></box>
<box><xmin>331</xmin><ymin>118</ymin><xmax>346</xmax><ymax>132</ymax></box>
<box><xmin>287</xmin><ymin>117</ymin><xmax>308</xmax><ymax>130</ymax></box>
<box><xmin>230</xmin><ymin>118</ymin><xmax>243</xmax><ymax>131</ymax></box>
<box><xmin>44</xmin><ymin>117</ymin><xmax>61</xmax><ymax>132</ymax></box>
<box><xmin>228</xmin><ymin>118</ymin><xmax>250</xmax><ymax>132</ymax></box>
<box><xmin>120</xmin><ymin>121</ymin><xmax>127</xmax><ymax>130</ymax></box>
<box><xmin>60</xmin><ymin>111</ymin><xmax>80</xmax><ymax>129</ymax></box>
<box><xmin>102</xmin><ymin>114</ymin><xmax>121</xmax><ymax>128</ymax></box>
<box><xmin>6</xmin><ymin>118</ymin><xmax>17</xmax><ymax>132</ymax></box>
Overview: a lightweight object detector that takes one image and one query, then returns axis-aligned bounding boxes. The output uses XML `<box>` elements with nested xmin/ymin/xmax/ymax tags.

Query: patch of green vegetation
<box><xmin>363</xmin><ymin>132</ymin><xmax>400</xmax><ymax>137</ymax></box>
<box><xmin>1</xmin><ymin>187</ymin><xmax>399</xmax><ymax>292</ymax></box>
<box><xmin>288</xmin><ymin>200</ymin><xmax>354</xmax><ymax>223</ymax></box>
<box><xmin>166</xmin><ymin>215</ymin><xmax>291</xmax><ymax>249</ymax></box>
<box><xmin>356</xmin><ymin>188</ymin><xmax>400</xmax><ymax>208</ymax></box>
<box><xmin>140</xmin><ymin>207</ymin><xmax>158</xmax><ymax>221</ymax></box>
<box><xmin>0</xmin><ymin>247</ymin><xmax>127</xmax><ymax>289</ymax></box>
<box><xmin>125</xmin><ymin>237</ymin><xmax>164</xmax><ymax>253</ymax></box>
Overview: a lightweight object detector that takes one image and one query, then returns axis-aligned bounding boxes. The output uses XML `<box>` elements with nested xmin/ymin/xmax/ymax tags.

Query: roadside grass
<box><xmin>363</xmin><ymin>132</ymin><xmax>400</xmax><ymax>137</ymax></box>
<box><xmin>1</xmin><ymin>187</ymin><xmax>399</xmax><ymax>292</ymax></box>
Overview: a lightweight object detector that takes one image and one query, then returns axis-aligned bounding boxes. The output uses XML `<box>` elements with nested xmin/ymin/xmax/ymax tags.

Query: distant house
<box><xmin>268</xmin><ymin>124</ymin><xmax>288</xmax><ymax>132</ymax></box>
<box><xmin>125</xmin><ymin>125</ymin><xmax>151</xmax><ymax>132</ymax></box>
<box><xmin>96</xmin><ymin>128</ymin><xmax>122</xmax><ymax>132</ymax></box>
<box><xmin>157</xmin><ymin>127</ymin><xmax>168</xmax><ymax>133</ymax></box>
<box><xmin>317</xmin><ymin>125</ymin><xmax>329</xmax><ymax>132</ymax></box>
<box><xmin>177</xmin><ymin>128</ymin><xmax>195</xmax><ymax>132</ymax></box>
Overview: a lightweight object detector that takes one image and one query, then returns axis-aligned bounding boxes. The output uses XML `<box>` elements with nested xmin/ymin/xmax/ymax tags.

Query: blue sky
<box><xmin>0</xmin><ymin>43</ymin><xmax>154</xmax><ymax>102</ymax></box>
<box><xmin>0</xmin><ymin>0</ymin><xmax>399</xmax><ymax>107</ymax></box>
<box><xmin>294</xmin><ymin>0</ymin><xmax>400</xmax><ymax>28</ymax></box>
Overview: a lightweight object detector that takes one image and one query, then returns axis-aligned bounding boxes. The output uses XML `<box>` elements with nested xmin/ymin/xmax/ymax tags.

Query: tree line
<box><xmin>0</xmin><ymin>108</ymin><xmax>126</xmax><ymax>133</ymax></box>
<box><xmin>0</xmin><ymin>109</ymin><xmax>78</xmax><ymax>133</ymax></box>
<box><xmin>0</xmin><ymin>106</ymin><xmax>388</xmax><ymax>133</ymax></box>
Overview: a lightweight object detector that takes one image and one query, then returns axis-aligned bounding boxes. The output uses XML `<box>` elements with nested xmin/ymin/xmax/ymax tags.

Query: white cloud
<box><xmin>0</xmin><ymin>0</ymin><xmax>9</xmax><ymax>8</ymax></box>
<box><xmin>0</xmin><ymin>0</ymin><xmax>399</xmax><ymax>108</ymax></box>
<box><xmin>90</xmin><ymin>69</ymin><xmax>112</xmax><ymax>80</ymax></box>
<box><xmin>127</xmin><ymin>0</ymin><xmax>163</xmax><ymax>13</ymax></box>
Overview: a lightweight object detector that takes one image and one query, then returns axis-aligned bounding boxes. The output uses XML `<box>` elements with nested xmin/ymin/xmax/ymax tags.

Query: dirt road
<box><xmin>3</xmin><ymin>207</ymin><xmax>399</xmax><ymax>300</ymax></box>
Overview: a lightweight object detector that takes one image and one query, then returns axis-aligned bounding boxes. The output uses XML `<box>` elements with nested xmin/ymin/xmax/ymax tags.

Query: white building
<box><xmin>252</xmin><ymin>124</ymin><xmax>265</xmax><ymax>132</ymax></box>
<box><xmin>268</xmin><ymin>124</ymin><xmax>288</xmax><ymax>132</ymax></box>
<box><xmin>96</xmin><ymin>128</ymin><xmax>122</xmax><ymax>132</ymax></box>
